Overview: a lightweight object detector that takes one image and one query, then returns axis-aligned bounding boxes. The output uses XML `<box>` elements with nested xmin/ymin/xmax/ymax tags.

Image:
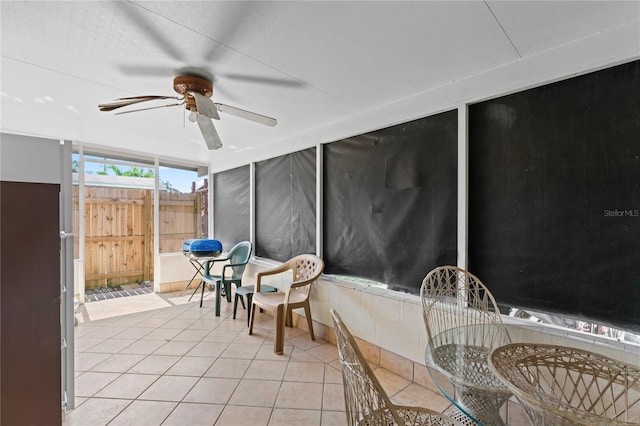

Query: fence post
<box><xmin>196</xmin><ymin>191</ymin><xmax>203</xmax><ymax>238</ymax></box>
<box><xmin>143</xmin><ymin>189</ymin><xmax>152</xmax><ymax>282</ymax></box>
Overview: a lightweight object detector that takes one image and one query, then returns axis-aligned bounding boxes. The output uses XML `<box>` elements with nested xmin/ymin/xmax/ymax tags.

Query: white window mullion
<box><xmin>249</xmin><ymin>162</ymin><xmax>256</xmax><ymax>249</ymax></box>
<box><xmin>60</xmin><ymin>140</ymin><xmax>74</xmax><ymax>411</ymax></box>
<box><xmin>316</xmin><ymin>144</ymin><xmax>323</xmax><ymax>258</ymax></box>
<box><xmin>457</xmin><ymin>104</ymin><xmax>469</xmax><ymax>271</ymax></box>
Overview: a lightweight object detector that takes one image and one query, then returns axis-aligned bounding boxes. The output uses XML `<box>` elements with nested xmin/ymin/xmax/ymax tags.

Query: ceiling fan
<box><xmin>98</xmin><ymin>74</ymin><xmax>277</xmax><ymax>150</ymax></box>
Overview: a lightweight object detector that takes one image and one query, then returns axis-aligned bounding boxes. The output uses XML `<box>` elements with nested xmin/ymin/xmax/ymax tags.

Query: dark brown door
<box><xmin>1</xmin><ymin>181</ymin><xmax>62</xmax><ymax>425</ymax></box>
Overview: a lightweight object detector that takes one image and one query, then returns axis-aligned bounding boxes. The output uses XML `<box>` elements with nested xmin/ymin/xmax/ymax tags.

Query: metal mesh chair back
<box><xmin>491</xmin><ymin>344</ymin><xmax>640</xmax><ymax>425</ymax></box>
<box><xmin>420</xmin><ymin>266</ymin><xmax>507</xmax><ymax>343</ymax></box>
<box><xmin>331</xmin><ymin>309</ymin><xmax>463</xmax><ymax>426</ymax></box>
<box><xmin>420</xmin><ymin>267</ymin><xmax>512</xmax><ymax>424</ymax></box>
<box><xmin>331</xmin><ymin>309</ymin><xmax>400</xmax><ymax>425</ymax></box>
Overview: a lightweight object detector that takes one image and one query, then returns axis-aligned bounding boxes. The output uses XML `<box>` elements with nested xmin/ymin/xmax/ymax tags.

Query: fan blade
<box><xmin>113</xmin><ymin>1</ymin><xmax>184</xmax><ymax>61</ymax></box>
<box><xmin>215</xmin><ymin>103</ymin><xmax>277</xmax><ymax>127</ymax></box>
<box><xmin>114</xmin><ymin>102</ymin><xmax>184</xmax><ymax>115</ymax></box>
<box><xmin>191</xmin><ymin>92</ymin><xmax>219</xmax><ymax>120</ymax></box>
<box><xmin>99</xmin><ymin>96</ymin><xmax>180</xmax><ymax>112</ymax></box>
<box><xmin>201</xmin><ymin>3</ymin><xmax>255</xmax><ymax>63</ymax></box>
<box><xmin>196</xmin><ymin>115</ymin><xmax>223</xmax><ymax>150</ymax></box>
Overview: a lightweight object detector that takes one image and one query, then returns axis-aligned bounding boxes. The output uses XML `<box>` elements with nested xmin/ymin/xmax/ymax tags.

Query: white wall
<box><xmin>74</xmin><ymin>260</ymin><xmax>84</xmax><ymax>301</ymax></box>
<box><xmin>313</xmin><ymin>277</ymin><xmax>428</xmax><ymax>363</ymax></box>
<box><xmin>0</xmin><ymin>133</ymin><xmax>61</xmax><ymax>184</ymax></box>
<box><xmin>155</xmin><ymin>252</ymin><xmax>228</xmax><ymax>293</ymax></box>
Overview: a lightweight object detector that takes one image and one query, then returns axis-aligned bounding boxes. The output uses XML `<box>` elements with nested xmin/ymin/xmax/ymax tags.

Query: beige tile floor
<box><xmin>65</xmin><ymin>289</ymin><xmax>454</xmax><ymax>426</ymax></box>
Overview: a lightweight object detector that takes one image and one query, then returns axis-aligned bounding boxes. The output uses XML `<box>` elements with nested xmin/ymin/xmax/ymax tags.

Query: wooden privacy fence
<box><xmin>73</xmin><ymin>186</ymin><xmax>204</xmax><ymax>289</ymax></box>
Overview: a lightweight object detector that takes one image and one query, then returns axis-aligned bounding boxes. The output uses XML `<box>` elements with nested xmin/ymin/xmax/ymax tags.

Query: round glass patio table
<box><xmin>425</xmin><ymin>323</ymin><xmax>513</xmax><ymax>426</ymax></box>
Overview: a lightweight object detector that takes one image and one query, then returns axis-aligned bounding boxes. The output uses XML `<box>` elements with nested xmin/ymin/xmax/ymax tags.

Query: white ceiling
<box><xmin>1</xmin><ymin>1</ymin><xmax>639</xmax><ymax>171</ymax></box>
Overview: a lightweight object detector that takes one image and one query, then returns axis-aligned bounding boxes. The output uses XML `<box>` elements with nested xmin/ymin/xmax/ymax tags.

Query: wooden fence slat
<box><xmin>74</xmin><ymin>186</ymin><xmax>203</xmax><ymax>289</ymax></box>
<box><xmin>143</xmin><ymin>189</ymin><xmax>152</xmax><ymax>283</ymax></box>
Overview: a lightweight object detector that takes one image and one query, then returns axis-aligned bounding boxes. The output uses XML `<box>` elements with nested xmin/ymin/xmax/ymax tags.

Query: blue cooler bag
<box><xmin>182</xmin><ymin>239</ymin><xmax>195</xmax><ymax>252</ymax></box>
<box><xmin>183</xmin><ymin>239</ymin><xmax>223</xmax><ymax>257</ymax></box>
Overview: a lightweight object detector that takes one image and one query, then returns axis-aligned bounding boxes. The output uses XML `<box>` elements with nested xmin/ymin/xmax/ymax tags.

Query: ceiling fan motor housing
<box><xmin>173</xmin><ymin>75</ymin><xmax>213</xmax><ymax>110</ymax></box>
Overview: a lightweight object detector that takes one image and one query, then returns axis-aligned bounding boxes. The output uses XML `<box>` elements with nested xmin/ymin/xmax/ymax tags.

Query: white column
<box><xmin>249</xmin><ymin>162</ymin><xmax>256</xmax><ymax>249</ymax></box>
<box><xmin>316</xmin><ymin>144</ymin><xmax>323</xmax><ymax>257</ymax></box>
<box><xmin>457</xmin><ymin>104</ymin><xmax>469</xmax><ymax>270</ymax></box>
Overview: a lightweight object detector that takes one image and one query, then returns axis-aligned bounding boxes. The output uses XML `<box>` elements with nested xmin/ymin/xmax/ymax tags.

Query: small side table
<box><xmin>234</xmin><ymin>285</ymin><xmax>277</xmax><ymax>326</ymax></box>
<box><xmin>181</xmin><ymin>251</ymin><xmax>227</xmax><ymax>297</ymax></box>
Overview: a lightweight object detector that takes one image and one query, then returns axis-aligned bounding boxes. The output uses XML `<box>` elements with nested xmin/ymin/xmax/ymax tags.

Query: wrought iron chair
<box><xmin>248</xmin><ymin>254</ymin><xmax>323</xmax><ymax>354</ymax></box>
<box><xmin>330</xmin><ymin>309</ymin><xmax>462</xmax><ymax>426</ymax></box>
<box><xmin>201</xmin><ymin>240</ymin><xmax>252</xmax><ymax>316</ymax></box>
<box><xmin>420</xmin><ymin>266</ymin><xmax>512</xmax><ymax>425</ymax></box>
<box><xmin>490</xmin><ymin>343</ymin><xmax>640</xmax><ymax>426</ymax></box>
